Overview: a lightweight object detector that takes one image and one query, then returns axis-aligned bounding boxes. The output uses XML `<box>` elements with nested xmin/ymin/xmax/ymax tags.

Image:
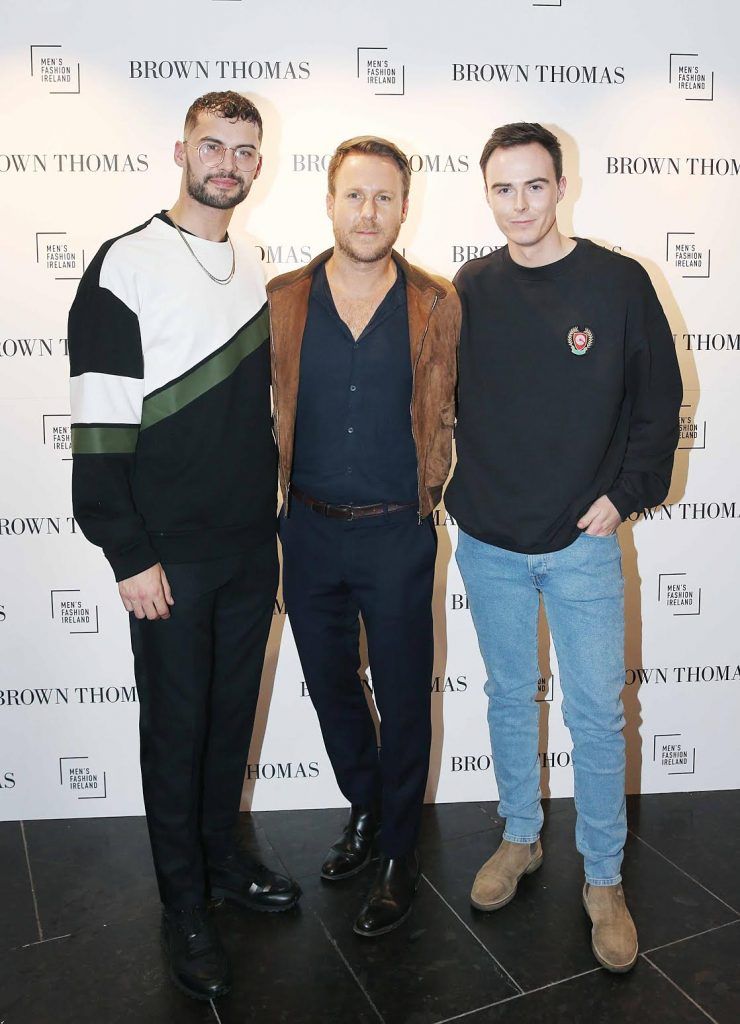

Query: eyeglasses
<box><xmin>183</xmin><ymin>140</ymin><xmax>260</xmax><ymax>171</ymax></box>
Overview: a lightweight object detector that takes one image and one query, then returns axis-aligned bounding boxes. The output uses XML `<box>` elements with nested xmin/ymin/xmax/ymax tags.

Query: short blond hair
<box><xmin>328</xmin><ymin>136</ymin><xmax>411</xmax><ymax>199</ymax></box>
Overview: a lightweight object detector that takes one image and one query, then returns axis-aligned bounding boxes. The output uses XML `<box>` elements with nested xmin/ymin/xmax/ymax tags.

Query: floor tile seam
<box><xmin>307</xmin><ymin>905</ymin><xmax>386</xmax><ymax>1024</ymax></box>
<box><xmin>477</xmin><ymin>804</ymin><xmax>502</xmax><ymax>827</ymax></box>
<box><xmin>420</xmin><ymin>872</ymin><xmax>524</xmax><ymax>996</ymax></box>
<box><xmin>642</xmin><ymin>917</ymin><xmax>740</xmax><ymax>957</ymax></box>
<box><xmin>627</xmin><ymin>829</ymin><xmax>740</xmax><ymax>916</ymax></box>
<box><xmin>430</xmin><ymin>965</ymin><xmax>603</xmax><ymax>1024</ymax></box>
<box><xmin>247</xmin><ymin>814</ymin><xmax>297</xmax><ymax>879</ymax></box>
<box><xmin>641</xmin><ymin>953</ymin><xmax>720</xmax><ymax>1024</ymax></box>
<box><xmin>19</xmin><ymin>821</ymin><xmax>43</xmax><ymax>943</ymax></box>
<box><xmin>15</xmin><ymin>932</ymin><xmax>72</xmax><ymax>951</ymax></box>
<box><xmin>421</xmin><ymin>824</ymin><xmax>503</xmax><ymax>848</ymax></box>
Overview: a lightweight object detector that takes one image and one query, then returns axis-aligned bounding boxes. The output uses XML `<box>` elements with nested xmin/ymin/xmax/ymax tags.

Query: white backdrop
<box><xmin>1</xmin><ymin>0</ymin><xmax>738</xmax><ymax>821</ymax></box>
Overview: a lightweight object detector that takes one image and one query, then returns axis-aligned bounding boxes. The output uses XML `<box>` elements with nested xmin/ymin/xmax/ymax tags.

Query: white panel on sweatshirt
<box><xmin>98</xmin><ymin>217</ymin><xmax>267</xmax><ymax>397</ymax></box>
<box><xmin>70</xmin><ymin>372</ymin><xmax>144</xmax><ymax>425</ymax></box>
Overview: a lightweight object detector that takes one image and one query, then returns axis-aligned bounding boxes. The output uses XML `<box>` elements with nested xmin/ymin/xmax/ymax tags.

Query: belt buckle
<box><xmin>324</xmin><ymin>502</ymin><xmax>353</xmax><ymax>520</ymax></box>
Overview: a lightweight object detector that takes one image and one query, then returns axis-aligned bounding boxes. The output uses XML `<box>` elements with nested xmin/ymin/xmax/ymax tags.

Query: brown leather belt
<box><xmin>291</xmin><ymin>486</ymin><xmax>417</xmax><ymax>521</ymax></box>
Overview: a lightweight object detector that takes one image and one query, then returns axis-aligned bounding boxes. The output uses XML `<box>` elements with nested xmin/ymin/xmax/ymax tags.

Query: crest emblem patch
<box><xmin>567</xmin><ymin>325</ymin><xmax>594</xmax><ymax>356</ymax></box>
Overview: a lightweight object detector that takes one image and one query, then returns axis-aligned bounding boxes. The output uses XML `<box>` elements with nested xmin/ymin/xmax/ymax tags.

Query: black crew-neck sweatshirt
<box><xmin>445</xmin><ymin>238</ymin><xmax>683</xmax><ymax>554</ymax></box>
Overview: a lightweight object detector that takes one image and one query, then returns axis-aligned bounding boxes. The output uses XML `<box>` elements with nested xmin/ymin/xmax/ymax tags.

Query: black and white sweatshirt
<box><xmin>68</xmin><ymin>213</ymin><xmax>276</xmax><ymax>581</ymax></box>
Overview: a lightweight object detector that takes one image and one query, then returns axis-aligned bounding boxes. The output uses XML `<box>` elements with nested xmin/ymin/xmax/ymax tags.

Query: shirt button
<box><xmin>347</xmin><ymin>426</ymin><xmax>354</xmax><ymax>434</ymax></box>
<box><xmin>346</xmin><ymin>466</ymin><xmax>353</xmax><ymax>474</ymax></box>
<box><xmin>350</xmin><ymin>385</ymin><xmax>357</xmax><ymax>392</ymax></box>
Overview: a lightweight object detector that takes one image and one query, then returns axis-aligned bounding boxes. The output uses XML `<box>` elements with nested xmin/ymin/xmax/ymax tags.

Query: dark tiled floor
<box><xmin>214</xmin><ymin>898</ymin><xmax>382</xmax><ymax>1024</ymax></box>
<box><xmin>296</xmin><ymin>871</ymin><xmax>517</xmax><ymax>1024</ymax></box>
<box><xmin>627</xmin><ymin>791</ymin><xmax>740</xmax><ymax>911</ymax></box>
<box><xmin>2</xmin><ymin>909</ymin><xmax>215</xmax><ymax>1024</ymax></box>
<box><xmin>0</xmin><ymin>823</ymin><xmax>38</xmax><ymax>951</ymax></box>
<box><xmin>2</xmin><ymin>792</ymin><xmax>739</xmax><ymax>1024</ymax></box>
<box><xmin>646</xmin><ymin>920</ymin><xmax>740</xmax><ymax>1024</ymax></box>
<box><xmin>21</xmin><ymin>815</ymin><xmax>158</xmax><ymax>938</ymax></box>
<box><xmin>449</xmin><ymin>960</ymin><xmax>713</xmax><ymax>1023</ymax></box>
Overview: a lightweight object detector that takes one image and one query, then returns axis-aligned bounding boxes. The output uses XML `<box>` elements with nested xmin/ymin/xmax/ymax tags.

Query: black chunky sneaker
<box><xmin>209</xmin><ymin>850</ymin><xmax>301</xmax><ymax>912</ymax></box>
<box><xmin>161</xmin><ymin>904</ymin><xmax>230</xmax><ymax>1001</ymax></box>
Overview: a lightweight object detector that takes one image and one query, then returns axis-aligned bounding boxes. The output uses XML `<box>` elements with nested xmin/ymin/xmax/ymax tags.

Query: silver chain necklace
<box><xmin>170</xmin><ymin>217</ymin><xmax>236</xmax><ymax>285</ymax></box>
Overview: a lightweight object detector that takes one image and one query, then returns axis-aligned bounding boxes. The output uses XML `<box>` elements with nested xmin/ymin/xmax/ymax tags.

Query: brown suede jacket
<box><xmin>267</xmin><ymin>248</ymin><xmax>461</xmax><ymax>519</ymax></box>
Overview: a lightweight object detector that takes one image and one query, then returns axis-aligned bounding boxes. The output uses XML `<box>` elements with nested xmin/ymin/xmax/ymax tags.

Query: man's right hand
<box><xmin>118</xmin><ymin>564</ymin><xmax>174</xmax><ymax>620</ymax></box>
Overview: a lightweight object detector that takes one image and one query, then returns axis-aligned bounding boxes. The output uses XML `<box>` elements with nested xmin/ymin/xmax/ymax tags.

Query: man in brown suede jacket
<box><xmin>268</xmin><ymin>136</ymin><xmax>460</xmax><ymax>937</ymax></box>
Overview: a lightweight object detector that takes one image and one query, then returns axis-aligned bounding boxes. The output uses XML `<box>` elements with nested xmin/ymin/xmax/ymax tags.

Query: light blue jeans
<box><xmin>456</xmin><ymin>529</ymin><xmax>627</xmax><ymax>885</ymax></box>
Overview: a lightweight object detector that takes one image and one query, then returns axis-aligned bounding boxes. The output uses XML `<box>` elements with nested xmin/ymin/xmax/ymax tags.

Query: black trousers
<box><xmin>129</xmin><ymin>539</ymin><xmax>278</xmax><ymax>908</ymax></box>
<box><xmin>280</xmin><ymin>499</ymin><xmax>436</xmax><ymax>857</ymax></box>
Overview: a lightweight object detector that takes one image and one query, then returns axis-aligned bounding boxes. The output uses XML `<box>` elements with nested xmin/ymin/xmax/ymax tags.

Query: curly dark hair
<box><xmin>184</xmin><ymin>91</ymin><xmax>263</xmax><ymax>141</ymax></box>
<box><xmin>479</xmin><ymin>122</ymin><xmax>562</xmax><ymax>182</ymax></box>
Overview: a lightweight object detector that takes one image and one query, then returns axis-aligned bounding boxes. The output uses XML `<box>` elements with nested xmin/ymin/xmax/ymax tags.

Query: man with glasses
<box><xmin>68</xmin><ymin>91</ymin><xmax>300</xmax><ymax>1002</ymax></box>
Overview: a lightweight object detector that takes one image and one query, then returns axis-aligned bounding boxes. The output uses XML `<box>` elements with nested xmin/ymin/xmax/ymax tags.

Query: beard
<box><xmin>186</xmin><ymin>166</ymin><xmax>250</xmax><ymax>210</ymax></box>
<box><xmin>333</xmin><ymin>224</ymin><xmax>398</xmax><ymax>264</ymax></box>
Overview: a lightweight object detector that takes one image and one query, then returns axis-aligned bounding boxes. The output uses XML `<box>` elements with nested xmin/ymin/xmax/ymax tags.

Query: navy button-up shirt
<box><xmin>291</xmin><ymin>261</ymin><xmax>418</xmax><ymax>505</ymax></box>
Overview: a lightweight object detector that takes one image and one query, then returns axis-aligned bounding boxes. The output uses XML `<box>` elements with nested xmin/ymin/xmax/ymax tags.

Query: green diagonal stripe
<box><xmin>72</xmin><ymin>425</ymin><xmax>139</xmax><ymax>454</ymax></box>
<box><xmin>140</xmin><ymin>310</ymin><xmax>269</xmax><ymax>431</ymax></box>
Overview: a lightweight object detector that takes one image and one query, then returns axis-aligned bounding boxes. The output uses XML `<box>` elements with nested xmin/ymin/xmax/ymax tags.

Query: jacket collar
<box><xmin>268</xmin><ymin>247</ymin><xmax>446</xmax><ymax>299</ymax></box>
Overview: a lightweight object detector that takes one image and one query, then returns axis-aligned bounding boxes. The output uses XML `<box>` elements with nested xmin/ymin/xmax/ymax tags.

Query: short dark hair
<box><xmin>479</xmin><ymin>122</ymin><xmax>562</xmax><ymax>182</ymax></box>
<box><xmin>328</xmin><ymin>136</ymin><xmax>411</xmax><ymax>200</ymax></box>
<box><xmin>184</xmin><ymin>91</ymin><xmax>263</xmax><ymax>142</ymax></box>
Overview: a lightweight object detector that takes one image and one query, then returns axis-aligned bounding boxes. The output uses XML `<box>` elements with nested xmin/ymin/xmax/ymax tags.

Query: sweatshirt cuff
<box><xmin>105</xmin><ymin>538</ymin><xmax>160</xmax><ymax>583</ymax></box>
<box><xmin>605</xmin><ymin>486</ymin><xmax>633</xmax><ymax>522</ymax></box>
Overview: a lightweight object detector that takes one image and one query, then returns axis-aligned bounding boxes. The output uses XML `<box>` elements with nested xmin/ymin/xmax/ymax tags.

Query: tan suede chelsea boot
<box><xmin>582</xmin><ymin>882</ymin><xmax>638</xmax><ymax>972</ymax></box>
<box><xmin>470</xmin><ymin>838</ymin><xmax>543</xmax><ymax>911</ymax></box>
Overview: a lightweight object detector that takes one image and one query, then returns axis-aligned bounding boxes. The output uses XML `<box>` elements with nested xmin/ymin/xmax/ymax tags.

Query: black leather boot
<box><xmin>161</xmin><ymin>904</ymin><xmax>231</xmax><ymax>1001</ymax></box>
<box><xmin>321</xmin><ymin>806</ymin><xmax>381</xmax><ymax>881</ymax></box>
<box><xmin>209</xmin><ymin>849</ymin><xmax>301</xmax><ymax>912</ymax></box>
<box><xmin>353</xmin><ymin>851</ymin><xmax>421</xmax><ymax>937</ymax></box>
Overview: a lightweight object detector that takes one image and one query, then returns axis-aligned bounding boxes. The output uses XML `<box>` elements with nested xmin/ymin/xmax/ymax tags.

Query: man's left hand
<box><xmin>577</xmin><ymin>495</ymin><xmax>622</xmax><ymax>536</ymax></box>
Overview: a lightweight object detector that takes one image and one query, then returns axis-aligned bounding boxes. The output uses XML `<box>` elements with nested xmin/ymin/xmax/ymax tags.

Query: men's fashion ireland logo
<box><xmin>658</xmin><ymin>572</ymin><xmax>702</xmax><ymax>616</ymax></box>
<box><xmin>356</xmin><ymin>47</ymin><xmax>406</xmax><ymax>95</ymax></box>
<box><xmin>30</xmin><ymin>44</ymin><xmax>81</xmax><ymax>94</ymax></box>
<box><xmin>567</xmin><ymin>326</ymin><xmax>594</xmax><ymax>356</ymax></box>
<box><xmin>51</xmin><ymin>589</ymin><xmax>100</xmax><ymax>634</ymax></box>
<box><xmin>668</xmin><ymin>53</ymin><xmax>715</xmax><ymax>101</ymax></box>
<box><xmin>60</xmin><ymin>756</ymin><xmax>107</xmax><ymax>798</ymax></box>
<box><xmin>666</xmin><ymin>232</ymin><xmax>711</xmax><ymax>278</ymax></box>
<box><xmin>36</xmin><ymin>231</ymin><xmax>86</xmax><ymax>281</ymax></box>
<box><xmin>43</xmin><ymin>414</ymin><xmax>72</xmax><ymax>461</ymax></box>
<box><xmin>653</xmin><ymin>734</ymin><xmax>696</xmax><ymax>775</ymax></box>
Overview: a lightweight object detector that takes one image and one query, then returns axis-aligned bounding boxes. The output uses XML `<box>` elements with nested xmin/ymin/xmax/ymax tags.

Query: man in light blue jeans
<box><xmin>445</xmin><ymin>122</ymin><xmax>682</xmax><ymax>972</ymax></box>
<box><xmin>456</xmin><ymin>531</ymin><xmax>626</xmax><ymax>880</ymax></box>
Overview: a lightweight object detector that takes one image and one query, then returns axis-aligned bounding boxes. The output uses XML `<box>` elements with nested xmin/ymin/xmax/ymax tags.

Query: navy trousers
<box><xmin>129</xmin><ymin>538</ymin><xmax>278</xmax><ymax>908</ymax></box>
<box><xmin>280</xmin><ymin>499</ymin><xmax>436</xmax><ymax>857</ymax></box>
